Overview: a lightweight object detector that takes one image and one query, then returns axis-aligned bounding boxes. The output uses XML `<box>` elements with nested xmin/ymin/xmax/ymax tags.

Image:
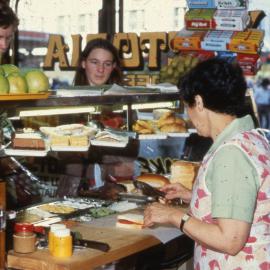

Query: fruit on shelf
<box><xmin>25</xmin><ymin>70</ymin><xmax>50</xmax><ymax>93</ymax></box>
<box><xmin>0</xmin><ymin>64</ymin><xmax>50</xmax><ymax>94</ymax></box>
<box><xmin>159</xmin><ymin>54</ymin><xmax>200</xmax><ymax>85</ymax></box>
<box><xmin>1</xmin><ymin>64</ymin><xmax>20</xmax><ymax>76</ymax></box>
<box><xmin>0</xmin><ymin>74</ymin><xmax>9</xmax><ymax>94</ymax></box>
<box><xmin>7</xmin><ymin>73</ymin><xmax>28</xmax><ymax>94</ymax></box>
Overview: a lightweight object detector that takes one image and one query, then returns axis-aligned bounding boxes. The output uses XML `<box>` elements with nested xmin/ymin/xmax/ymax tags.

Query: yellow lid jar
<box><xmin>48</xmin><ymin>224</ymin><xmax>66</xmax><ymax>254</ymax></box>
<box><xmin>52</xmin><ymin>228</ymin><xmax>72</xmax><ymax>258</ymax></box>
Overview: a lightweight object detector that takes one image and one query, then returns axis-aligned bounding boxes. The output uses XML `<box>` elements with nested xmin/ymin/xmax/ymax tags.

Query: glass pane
<box><xmin>10</xmin><ymin>0</ymin><xmax>102</xmax><ymax>86</ymax></box>
<box><xmin>123</xmin><ymin>0</ymin><xmax>187</xmax><ymax>33</ymax></box>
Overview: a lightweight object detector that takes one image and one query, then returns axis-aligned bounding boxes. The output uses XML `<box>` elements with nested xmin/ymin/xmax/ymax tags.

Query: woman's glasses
<box><xmin>88</xmin><ymin>59</ymin><xmax>114</xmax><ymax>69</ymax></box>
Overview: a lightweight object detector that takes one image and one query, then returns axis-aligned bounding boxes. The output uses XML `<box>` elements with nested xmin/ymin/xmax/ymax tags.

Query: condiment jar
<box><xmin>48</xmin><ymin>223</ymin><xmax>66</xmax><ymax>254</ymax></box>
<box><xmin>13</xmin><ymin>223</ymin><xmax>36</xmax><ymax>253</ymax></box>
<box><xmin>53</xmin><ymin>228</ymin><xmax>72</xmax><ymax>258</ymax></box>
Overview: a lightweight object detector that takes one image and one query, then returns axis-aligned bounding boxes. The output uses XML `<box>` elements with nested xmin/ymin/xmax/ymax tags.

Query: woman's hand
<box><xmin>160</xmin><ymin>183</ymin><xmax>192</xmax><ymax>203</ymax></box>
<box><xmin>143</xmin><ymin>202</ymin><xmax>183</xmax><ymax>228</ymax></box>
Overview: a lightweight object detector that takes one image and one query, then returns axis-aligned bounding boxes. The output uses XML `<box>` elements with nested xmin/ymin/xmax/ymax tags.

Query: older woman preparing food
<box><xmin>144</xmin><ymin>58</ymin><xmax>270</xmax><ymax>270</ymax></box>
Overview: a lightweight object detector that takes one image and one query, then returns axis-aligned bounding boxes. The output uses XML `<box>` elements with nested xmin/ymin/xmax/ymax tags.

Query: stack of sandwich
<box><xmin>40</xmin><ymin>124</ymin><xmax>96</xmax><ymax>147</ymax></box>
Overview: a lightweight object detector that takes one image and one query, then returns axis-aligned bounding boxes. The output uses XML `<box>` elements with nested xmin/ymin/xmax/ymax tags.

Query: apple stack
<box><xmin>0</xmin><ymin>64</ymin><xmax>50</xmax><ymax>95</ymax></box>
<box><xmin>172</xmin><ymin>0</ymin><xmax>264</xmax><ymax>76</ymax></box>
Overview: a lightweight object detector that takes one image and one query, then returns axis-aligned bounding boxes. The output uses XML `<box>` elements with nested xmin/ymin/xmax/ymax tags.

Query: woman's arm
<box><xmin>182</xmin><ymin>216</ymin><xmax>251</xmax><ymax>255</ymax></box>
<box><xmin>144</xmin><ymin>203</ymin><xmax>251</xmax><ymax>255</ymax></box>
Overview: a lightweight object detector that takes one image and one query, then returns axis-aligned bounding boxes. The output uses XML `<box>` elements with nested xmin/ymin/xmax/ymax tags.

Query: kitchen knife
<box><xmin>118</xmin><ymin>192</ymin><xmax>157</xmax><ymax>203</ymax></box>
<box><xmin>133</xmin><ymin>180</ymin><xmax>166</xmax><ymax>198</ymax></box>
<box><xmin>73</xmin><ymin>238</ymin><xmax>110</xmax><ymax>252</ymax></box>
<box><xmin>132</xmin><ymin>180</ymin><xmax>183</xmax><ymax>206</ymax></box>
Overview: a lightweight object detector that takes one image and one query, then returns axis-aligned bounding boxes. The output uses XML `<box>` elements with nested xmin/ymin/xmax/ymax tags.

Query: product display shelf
<box><xmin>0</xmin><ymin>91</ymin><xmax>181</xmax><ymax>131</ymax></box>
<box><xmin>0</xmin><ymin>90</ymin><xmax>183</xmax><ymax>268</ymax></box>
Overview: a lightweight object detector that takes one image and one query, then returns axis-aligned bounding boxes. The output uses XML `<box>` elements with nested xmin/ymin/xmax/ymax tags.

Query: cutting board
<box><xmin>8</xmin><ymin>224</ymin><xmax>160</xmax><ymax>270</ymax></box>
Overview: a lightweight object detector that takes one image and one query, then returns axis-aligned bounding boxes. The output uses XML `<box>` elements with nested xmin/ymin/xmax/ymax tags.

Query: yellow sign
<box><xmin>44</xmin><ymin>32</ymin><xmax>177</xmax><ymax>70</ymax></box>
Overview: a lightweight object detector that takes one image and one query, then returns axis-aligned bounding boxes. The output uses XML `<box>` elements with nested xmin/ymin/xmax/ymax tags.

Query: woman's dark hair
<box><xmin>0</xmin><ymin>2</ymin><xmax>19</xmax><ymax>29</ymax></box>
<box><xmin>73</xmin><ymin>38</ymin><xmax>123</xmax><ymax>85</ymax></box>
<box><xmin>178</xmin><ymin>57</ymin><xmax>247</xmax><ymax>116</ymax></box>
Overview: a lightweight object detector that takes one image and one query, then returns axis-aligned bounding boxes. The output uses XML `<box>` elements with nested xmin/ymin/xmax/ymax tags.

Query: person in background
<box><xmin>144</xmin><ymin>58</ymin><xmax>270</xmax><ymax>269</ymax></box>
<box><xmin>73</xmin><ymin>38</ymin><xmax>123</xmax><ymax>86</ymax></box>
<box><xmin>254</xmin><ymin>78</ymin><xmax>270</xmax><ymax>129</ymax></box>
<box><xmin>0</xmin><ymin>1</ymin><xmax>19</xmax><ymax>63</ymax></box>
<box><xmin>72</xmin><ymin>38</ymin><xmax>137</xmax><ymax>193</ymax></box>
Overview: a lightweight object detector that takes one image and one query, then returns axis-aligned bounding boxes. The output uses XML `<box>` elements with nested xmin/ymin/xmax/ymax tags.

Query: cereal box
<box><xmin>228</xmin><ymin>29</ymin><xmax>264</xmax><ymax>54</ymax></box>
<box><xmin>237</xmin><ymin>53</ymin><xmax>261</xmax><ymax>75</ymax></box>
<box><xmin>172</xmin><ymin>29</ymin><xmax>205</xmax><ymax>51</ymax></box>
<box><xmin>185</xmin><ymin>9</ymin><xmax>216</xmax><ymax>31</ymax></box>
<box><xmin>201</xmin><ymin>30</ymin><xmax>234</xmax><ymax>51</ymax></box>
<box><xmin>187</xmin><ymin>0</ymin><xmax>215</xmax><ymax>9</ymax></box>
<box><xmin>214</xmin><ymin>9</ymin><xmax>250</xmax><ymax>31</ymax></box>
<box><xmin>215</xmin><ymin>0</ymin><xmax>248</xmax><ymax>9</ymax></box>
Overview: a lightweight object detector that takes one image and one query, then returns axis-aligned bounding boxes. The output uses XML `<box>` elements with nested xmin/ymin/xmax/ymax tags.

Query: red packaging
<box><xmin>237</xmin><ymin>53</ymin><xmax>261</xmax><ymax>76</ymax></box>
<box><xmin>14</xmin><ymin>223</ymin><xmax>34</xmax><ymax>233</ymax></box>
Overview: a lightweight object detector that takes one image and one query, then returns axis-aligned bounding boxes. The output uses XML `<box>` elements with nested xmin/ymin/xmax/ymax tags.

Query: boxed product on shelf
<box><xmin>185</xmin><ymin>9</ymin><xmax>216</xmax><ymax>31</ymax></box>
<box><xmin>228</xmin><ymin>29</ymin><xmax>264</xmax><ymax>54</ymax></box>
<box><xmin>215</xmin><ymin>0</ymin><xmax>248</xmax><ymax>9</ymax></box>
<box><xmin>214</xmin><ymin>9</ymin><xmax>250</xmax><ymax>31</ymax></box>
<box><xmin>237</xmin><ymin>53</ymin><xmax>261</xmax><ymax>75</ymax></box>
<box><xmin>172</xmin><ymin>28</ymin><xmax>206</xmax><ymax>51</ymax></box>
<box><xmin>201</xmin><ymin>30</ymin><xmax>234</xmax><ymax>51</ymax></box>
<box><xmin>180</xmin><ymin>50</ymin><xmax>215</xmax><ymax>61</ymax></box>
<box><xmin>216</xmin><ymin>51</ymin><xmax>237</xmax><ymax>62</ymax></box>
<box><xmin>186</xmin><ymin>0</ymin><xmax>215</xmax><ymax>9</ymax></box>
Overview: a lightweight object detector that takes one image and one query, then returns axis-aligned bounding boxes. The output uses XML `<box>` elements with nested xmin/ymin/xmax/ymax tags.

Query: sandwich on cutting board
<box><xmin>116</xmin><ymin>213</ymin><xmax>144</xmax><ymax>229</ymax></box>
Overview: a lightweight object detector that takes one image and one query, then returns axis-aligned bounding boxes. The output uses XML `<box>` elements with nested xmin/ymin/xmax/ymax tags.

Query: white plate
<box><xmin>4</xmin><ymin>147</ymin><xmax>49</xmax><ymax>157</ymax></box>
<box><xmin>50</xmin><ymin>143</ymin><xmax>90</xmax><ymax>152</ymax></box>
<box><xmin>167</xmin><ymin>132</ymin><xmax>191</xmax><ymax>137</ymax></box>
<box><xmin>90</xmin><ymin>139</ymin><xmax>128</xmax><ymax>148</ymax></box>
<box><xmin>138</xmin><ymin>134</ymin><xmax>167</xmax><ymax>140</ymax></box>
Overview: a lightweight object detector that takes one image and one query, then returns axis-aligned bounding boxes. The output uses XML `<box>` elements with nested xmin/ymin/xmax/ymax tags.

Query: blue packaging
<box><xmin>187</xmin><ymin>0</ymin><xmax>216</xmax><ymax>9</ymax></box>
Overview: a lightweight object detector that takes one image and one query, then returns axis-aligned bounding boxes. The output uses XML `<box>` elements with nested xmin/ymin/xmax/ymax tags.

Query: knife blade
<box><xmin>73</xmin><ymin>238</ymin><xmax>110</xmax><ymax>252</ymax></box>
<box><xmin>118</xmin><ymin>192</ymin><xmax>157</xmax><ymax>203</ymax></box>
<box><xmin>133</xmin><ymin>180</ymin><xmax>166</xmax><ymax>198</ymax></box>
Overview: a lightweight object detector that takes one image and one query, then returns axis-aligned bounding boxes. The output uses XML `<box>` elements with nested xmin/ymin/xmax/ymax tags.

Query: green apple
<box><xmin>1</xmin><ymin>64</ymin><xmax>20</xmax><ymax>76</ymax></box>
<box><xmin>0</xmin><ymin>74</ymin><xmax>9</xmax><ymax>94</ymax></box>
<box><xmin>25</xmin><ymin>70</ymin><xmax>49</xmax><ymax>93</ymax></box>
<box><xmin>7</xmin><ymin>73</ymin><xmax>28</xmax><ymax>94</ymax></box>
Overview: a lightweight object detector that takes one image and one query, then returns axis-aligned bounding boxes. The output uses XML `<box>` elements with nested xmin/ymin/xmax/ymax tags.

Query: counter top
<box><xmin>7</xmin><ymin>207</ymin><xmax>187</xmax><ymax>270</ymax></box>
<box><xmin>8</xmin><ymin>224</ymin><xmax>160</xmax><ymax>270</ymax></box>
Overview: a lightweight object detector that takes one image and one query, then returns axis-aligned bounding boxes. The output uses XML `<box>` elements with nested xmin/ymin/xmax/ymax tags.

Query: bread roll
<box><xmin>136</xmin><ymin>173</ymin><xmax>170</xmax><ymax>188</ymax></box>
<box><xmin>170</xmin><ymin>161</ymin><xmax>200</xmax><ymax>190</ymax></box>
<box><xmin>158</xmin><ymin>116</ymin><xmax>176</xmax><ymax>128</ymax></box>
<box><xmin>160</xmin><ymin>123</ymin><xmax>187</xmax><ymax>133</ymax></box>
<box><xmin>132</xmin><ymin>120</ymin><xmax>154</xmax><ymax>134</ymax></box>
<box><xmin>158</xmin><ymin>111</ymin><xmax>174</xmax><ymax>122</ymax></box>
<box><xmin>174</xmin><ymin>117</ymin><xmax>186</xmax><ymax>126</ymax></box>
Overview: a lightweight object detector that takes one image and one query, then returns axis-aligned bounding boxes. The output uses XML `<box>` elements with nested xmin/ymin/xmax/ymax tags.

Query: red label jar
<box><xmin>13</xmin><ymin>223</ymin><xmax>36</xmax><ymax>253</ymax></box>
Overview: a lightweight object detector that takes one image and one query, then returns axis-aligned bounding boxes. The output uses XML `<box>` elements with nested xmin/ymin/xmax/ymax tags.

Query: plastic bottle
<box><xmin>53</xmin><ymin>228</ymin><xmax>72</xmax><ymax>258</ymax></box>
<box><xmin>48</xmin><ymin>223</ymin><xmax>66</xmax><ymax>255</ymax></box>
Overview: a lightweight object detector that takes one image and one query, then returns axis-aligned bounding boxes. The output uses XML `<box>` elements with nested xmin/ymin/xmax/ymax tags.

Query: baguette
<box><xmin>136</xmin><ymin>173</ymin><xmax>170</xmax><ymax>188</ymax></box>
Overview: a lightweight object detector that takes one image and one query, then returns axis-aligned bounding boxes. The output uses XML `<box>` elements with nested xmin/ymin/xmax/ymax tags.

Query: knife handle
<box><xmin>74</xmin><ymin>239</ymin><xmax>110</xmax><ymax>252</ymax></box>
